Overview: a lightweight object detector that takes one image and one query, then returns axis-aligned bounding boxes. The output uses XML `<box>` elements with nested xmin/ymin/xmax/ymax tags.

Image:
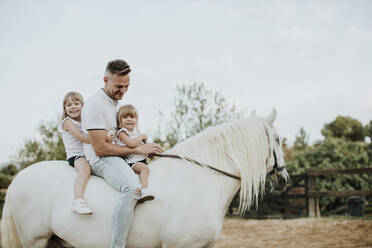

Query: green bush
<box><xmin>0</xmin><ymin>190</ymin><xmax>6</xmax><ymax>217</ymax></box>
<box><xmin>0</xmin><ymin>164</ymin><xmax>19</xmax><ymax>177</ymax></box>
<box><xmin>0</xmin><ymin>173</ymin><xmax>12</xmax><ymax>189</ymax></box>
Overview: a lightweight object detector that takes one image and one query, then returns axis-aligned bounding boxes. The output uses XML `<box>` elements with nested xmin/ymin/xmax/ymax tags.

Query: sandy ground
<box><xmin>214</xmin><ymin>218</ymin><xmax>372</xmax><ymax>248</ymax></box>
<box><xmin>1</xmin><ymin>218</ymin><xmax>371</xmax><ymax>247</ymax></box>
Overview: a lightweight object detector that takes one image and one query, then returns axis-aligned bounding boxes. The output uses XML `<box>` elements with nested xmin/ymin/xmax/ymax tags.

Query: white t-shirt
<box><xmin>81</xmin><ymin>89</ymin><xmax>118</xmax><ymax>164</ymax></box>
<box><xmin>58</xmin><ymin>117</ymin><xmax>84</xmax><ymax>159</ymax></box>
<box><xmin>115</xmin><ymin>127</ymin><xmax>147</xmax><ymax>164</ymax></box>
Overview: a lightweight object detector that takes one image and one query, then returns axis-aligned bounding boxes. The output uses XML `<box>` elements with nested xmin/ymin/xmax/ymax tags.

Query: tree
<box><xmin>282</xmin><ymin>137</ymin><xmax>294</xmax><ymax>162</ymax></box>
<box><xmin>293</xmin><ymin>127</ymin><xmax>309</xmax><ymax>151</ymax></box>
<box><xmin>154</xmin><ymin>83</ymin><xmax>246</xmax><ymax>148</ymax></box>
<box><xmin>0</xmin><ymin>173</ymin><xmax>12</xmax><ymax>189</ymax></box>
<box><xmin>321</xmin><ymin>116</ymin><xmax>364</xmax><ymax>141</ymax></box>
<box><xmin>14</xmin><ymin>120</ymin><xmax>66</xmax><ymax>168</ymax></box>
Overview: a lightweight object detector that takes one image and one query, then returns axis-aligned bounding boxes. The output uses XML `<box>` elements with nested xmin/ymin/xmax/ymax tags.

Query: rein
<box><xmin>151</xmin><ymin>154</ymin><xmax>241</xmax><ymax>180</ymax></box>
<box><xmin>151</xmin><ymin>126</ymin><xmax>284</xmax><ymax>181</ymax></box>
<box><xmin>151</xmin><ymin>151</ymin><xmax>284</xmax><ymax>180</ymax></box>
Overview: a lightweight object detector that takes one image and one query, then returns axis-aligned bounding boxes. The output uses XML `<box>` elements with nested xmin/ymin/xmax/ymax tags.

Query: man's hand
<box><xmin>135</xmin><ymin>143</ymin><xmax>163</xmax><ymax>155</ymax></box>
<box><xmin>106</xmin><ymin>130</ymin><xmax>115</xmax><ymax>143</ymax></box>
<box><xmin>140</xmin><ymin>134</ymin><xmax>148</xmax><ymax>142</ymax></box>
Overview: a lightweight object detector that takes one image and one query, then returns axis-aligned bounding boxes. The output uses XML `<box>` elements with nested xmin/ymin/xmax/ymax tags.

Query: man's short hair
<box><xmin>105</xmin><ymin>59</ymin><xmax>131</xmax><ymax>77</ymax></box>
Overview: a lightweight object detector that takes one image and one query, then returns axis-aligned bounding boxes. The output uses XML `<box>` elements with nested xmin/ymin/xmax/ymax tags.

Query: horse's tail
<box><xmin>1</xmin><ymin>184</ymin><xmax>23</xmax><ymax>248</ymax></box>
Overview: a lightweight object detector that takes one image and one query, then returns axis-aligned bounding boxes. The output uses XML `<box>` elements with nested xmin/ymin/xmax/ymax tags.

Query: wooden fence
<box><xmin>306</xmin><ymin>167</ymin><xmax>372</xmax><ymax>217</ymax></box>
<box><xmin>229</xmin><ymin>167</ymin><xmax>372</xmax><ymax>218</ymax></box>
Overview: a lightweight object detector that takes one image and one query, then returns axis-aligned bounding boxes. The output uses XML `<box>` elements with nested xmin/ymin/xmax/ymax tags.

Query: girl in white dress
<box><xmin>116</xmin><ymin>104</ymin><xmax>155</xmax><ymax>202</ymax></box>
<box><xmin>59</xmin><ymin>92</ymin><xmax>113</xmax><ymax>214</ymax></box>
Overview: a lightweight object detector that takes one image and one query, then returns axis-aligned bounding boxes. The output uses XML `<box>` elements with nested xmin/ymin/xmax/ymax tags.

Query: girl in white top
<box><xmin>116</xmin><ymin>104</ymin><xmax>155</xmax><ymax>202</ymax></box>
<box><xmin>59</xmin><ymin>92</ymin><xmax>113</xmax><ymax>214</ymax></box>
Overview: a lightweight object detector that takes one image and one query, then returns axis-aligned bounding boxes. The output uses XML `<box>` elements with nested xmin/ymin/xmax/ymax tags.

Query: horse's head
<box><xmin>260</xmin><ymin>108</ymin><xmax>289</xmax><ymax>192</ymax></box>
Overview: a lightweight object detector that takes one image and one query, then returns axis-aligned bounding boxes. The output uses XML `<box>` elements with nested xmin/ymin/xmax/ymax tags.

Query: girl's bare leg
<box><xmin>71</xmin><ymin>157</ymin><xmax>93</xmax><ymax>214</ymax></box>
<box><xmin>133</xmin><ymin>162</ymin><xmax>154</xmax><ymax>202</ymax></box>
<box><xmin>74</xmin><ymin>157</ymin><xmax>91</xmax><ymax>199</ymax></box>
<box><xmin>132</xmin><ymin>162</ymin><xmax>149</xmax><ymax>188</ymax></box>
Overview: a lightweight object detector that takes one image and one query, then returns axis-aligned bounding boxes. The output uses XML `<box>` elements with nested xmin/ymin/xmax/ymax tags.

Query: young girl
<box><xmin>59</xmin><ymin>92</ymin><xmax>113</xmax><ymax>214</ymax></box>
<box><xmin>116</xmin><ymin>104</ymin><xmax>155</xmax><ymax>202</ymax></box>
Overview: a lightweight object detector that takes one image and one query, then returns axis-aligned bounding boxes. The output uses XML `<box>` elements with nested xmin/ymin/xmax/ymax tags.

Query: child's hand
<box><xmin>106</xmin><ymin>131</ymin><xmax>114</xmax><ymax>143</ymax></box>
<box><xmin>141</xmin><ymin>134</ymin><xmax>148</xmax><ymax>142</ymax></box>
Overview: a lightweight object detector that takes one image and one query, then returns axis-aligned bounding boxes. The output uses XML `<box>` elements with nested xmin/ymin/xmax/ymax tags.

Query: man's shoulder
<box><xmin>85</xmin><ymin>91</ymin><xmax>101</xmax><ymax>103</ymax></box>
<box><xmin>84</xmin><ymin>91</ymin><xmax>104</xmax><ymax>109</ymax></box>
<box><xmin>82</xmin><ymin>91</ymin><xmax>103</xmax><ymax>120</ymax></box>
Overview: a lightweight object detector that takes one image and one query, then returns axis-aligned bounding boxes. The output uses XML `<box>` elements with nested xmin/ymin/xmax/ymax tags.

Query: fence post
<box><xmin>307</xmin><ymin>175</ymin><xmax>320</xmax><ymax>217</ymax></box>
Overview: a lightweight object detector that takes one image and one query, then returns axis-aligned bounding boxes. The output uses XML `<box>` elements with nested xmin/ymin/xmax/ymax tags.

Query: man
<box><xmin>82</xmin><ymin>59</ymin><xmax>163</xmax><ymax>248</ymax></box>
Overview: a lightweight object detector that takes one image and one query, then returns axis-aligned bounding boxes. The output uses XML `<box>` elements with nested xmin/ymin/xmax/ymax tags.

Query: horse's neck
<box><xmin>217</xmin><ymin>171</ymin><xmax>241</xmax><ymax>215</ymax></box>
<box><xmin>149</xmin><ymin>156</ymin><xmax>239</xmax><ymax>218</ymax></box>
<box><xmin>166</xmin><ymin>135</ymin><xmax>243</xmax><ymax>214</ymax></box>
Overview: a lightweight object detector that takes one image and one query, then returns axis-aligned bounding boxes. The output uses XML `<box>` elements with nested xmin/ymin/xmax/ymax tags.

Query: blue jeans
<box><xmin>91</xmin><ymin>156</ymin><xmax>141</xmax><ymax>248</ymax></box>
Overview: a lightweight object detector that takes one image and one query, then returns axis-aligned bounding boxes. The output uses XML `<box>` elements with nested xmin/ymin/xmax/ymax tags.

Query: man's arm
<box><xmin>89</xmin><ymin>129</ymin><xmax>163</xmax><ymax>157</ymax></box>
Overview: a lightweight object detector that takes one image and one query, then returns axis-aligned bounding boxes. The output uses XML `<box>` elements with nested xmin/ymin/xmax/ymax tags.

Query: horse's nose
<box><xmin>269</xmin><ymin>167</ymin><xmax>288</xmax><ymax>192</ymax></box>
<box><xmin>276</xmin><ymin>167</ymin><xmax>289</xmax><ymax>191</ymax></box>
<box><xmin>276</xmin><ymin>176</ymin><xmax>287</xmax><ymax>191</ymax></box>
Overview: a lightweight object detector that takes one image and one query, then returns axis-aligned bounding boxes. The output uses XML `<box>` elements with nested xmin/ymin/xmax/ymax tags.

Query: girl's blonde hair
<box><xmin>62</xmin><ymin>92</ymin><xmax>84</xmax><ymax>119</ymax></box>
<box><xmin>117</xmin><ymin>104</ymin><xmax>138</xmax><ymax>128</ymax></box>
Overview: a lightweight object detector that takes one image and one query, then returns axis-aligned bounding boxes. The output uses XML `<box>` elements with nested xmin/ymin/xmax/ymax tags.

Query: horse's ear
<box><xmin>266</xmin><ymin>108</ymin><xmax>277</xmax><ymax>125</ymax></box>
<box><xmin>250</xmin><ymin>110</ymin><xmax>256</xmax><ymax>116</ymax></box>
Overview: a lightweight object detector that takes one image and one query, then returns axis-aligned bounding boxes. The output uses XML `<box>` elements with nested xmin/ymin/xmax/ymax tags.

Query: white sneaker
<box><xmin>138</xmin><ymin>188</ymin><xmax>155</xmax><ymax>203</ymax></box>
<box><xmin>71</xmin><ymin>199</ymin><xmax>93</xmax><ymax>215</ymax></box>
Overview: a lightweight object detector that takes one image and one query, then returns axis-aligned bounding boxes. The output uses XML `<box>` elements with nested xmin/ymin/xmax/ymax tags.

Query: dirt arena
<box><xmin>0</xmin><ymin>218</ymin><xmax>371</xmax><ymax>247</ymax></box>
<box><xmin>214</xmin><ymin>218</ymin><xmax>372</xmax><ymax>248</ymax></box>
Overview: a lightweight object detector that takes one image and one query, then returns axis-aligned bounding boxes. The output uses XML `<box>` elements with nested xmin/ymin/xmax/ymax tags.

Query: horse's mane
<box><xmin>168</xmin><ymin>116</ymin><xmax>270</xmax><ymax>214</ymax></box>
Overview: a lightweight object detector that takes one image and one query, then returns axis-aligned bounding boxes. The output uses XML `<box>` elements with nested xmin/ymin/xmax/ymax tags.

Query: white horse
<box><xmin>1</xmin><ymin>109</ymin><xmax>288</xmax><ymax>248</ymax></box>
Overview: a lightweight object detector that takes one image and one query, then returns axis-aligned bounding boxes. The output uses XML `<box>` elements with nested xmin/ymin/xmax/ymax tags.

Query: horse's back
<box><xmin>9</xmin><ymin>159</ymin><xmax>224</xmax><ymax>248</ymax></box>
<box><xmin>11</xmin><ymin>161</ymin><xmax>75</xmax><ymax>209</ymax></box>
<box><xmin>9</xmin><ymin>161</ymin><xmax>116</xmax><ymax>247</ymax></box>
<box><xmin>8</xmin><ymin>161</ymin><xmax>75</xmax><ymax>247</ymax></box>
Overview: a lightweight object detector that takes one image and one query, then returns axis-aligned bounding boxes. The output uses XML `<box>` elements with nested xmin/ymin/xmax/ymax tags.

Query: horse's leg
<box><xmin>205</xmin><ymin>241</ymin><xmax>217</xmax><ymax>248</ymax></box>
<box><xmin>23</xmin><ymin>238</ymin><xmax>50</xmax><ymax>248</ymax></box>
<box><xmin>11</xmin><ymin>205</ymin><xmax>53</xmax><ymax>248</ymax></box>
<box><xmin>161</xmin><ymin>242</ymin><xmax>216</xmax><ymax>248</ymax></box>
<box><xmin>160</xmin><ymin>232</ymin><xmax>218</xmax><ymax>248</ymax></box>
<box><xmin>16</xmin><ymin>221</ymin><xmax>53</xmax><ymax>248</ymax></box>
<box><xmin>11</xmin><ymin>186</ymin><xmax>54</xmax><ymax>248</ymax></box>
<box><xmin>159</xmin><ymin>216</ymin><xmax>220</xmax><ymax>248</ymax></box>
<box><xmin>47</xmin><ymin>235</ymin><xmax>75</xmax><ymax>248</ymax></box>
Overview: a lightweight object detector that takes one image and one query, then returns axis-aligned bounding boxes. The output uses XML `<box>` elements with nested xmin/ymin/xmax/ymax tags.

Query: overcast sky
<box><xmin>1</xmin><ymin>0</ymin><xmax>371</xmax><ymax>163</ymax></box>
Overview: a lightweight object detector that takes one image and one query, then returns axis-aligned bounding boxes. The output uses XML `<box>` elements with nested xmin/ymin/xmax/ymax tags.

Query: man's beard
<box><xmin>114</xmin><ymin>91</ymin><xmax>124</xmax><ymax>99</ymax></box>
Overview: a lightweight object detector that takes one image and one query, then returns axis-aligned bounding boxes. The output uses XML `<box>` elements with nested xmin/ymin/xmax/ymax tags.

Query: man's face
<box><xmin>104</xmin><ymin>74</ymin><xmax>130</xmax><ymax>100</ymax></box>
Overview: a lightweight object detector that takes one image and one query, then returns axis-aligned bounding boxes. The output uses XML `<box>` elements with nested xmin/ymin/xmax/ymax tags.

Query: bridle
<box><xmin>264</xmin><ymin>125</ymin><xmax>285</xmax><ymax>176</ymax></box>
<box><xmin>267</xmin><ymin>150</ymin><xmax>285</xmax><ymax>176</ymax></box>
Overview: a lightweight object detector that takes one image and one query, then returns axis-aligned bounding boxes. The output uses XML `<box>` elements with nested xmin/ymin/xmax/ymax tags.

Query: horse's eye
<box><xmin>276</xmin><ymin>137</ymin><xmax>280</xmax><ymax>144</ymax></box>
